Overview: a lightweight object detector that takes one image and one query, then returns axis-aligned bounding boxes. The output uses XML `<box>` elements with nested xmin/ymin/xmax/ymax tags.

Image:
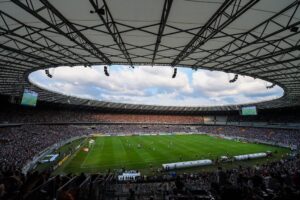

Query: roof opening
<box><xmin>28</xmin><ymin>65</ymin><xmax>284</xmax><ymax>107</ymax></box>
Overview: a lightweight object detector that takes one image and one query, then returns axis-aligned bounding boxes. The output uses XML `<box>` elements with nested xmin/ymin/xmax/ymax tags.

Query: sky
<box><xmin>29</xmin><ymin>65</ymin><xmax>284</xmax><ymax>107</ymax></box>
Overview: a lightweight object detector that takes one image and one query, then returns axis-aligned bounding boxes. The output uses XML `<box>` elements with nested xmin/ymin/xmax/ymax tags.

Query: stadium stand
<box><xmin>1</xmin><ymin>0</ymin><xmax>300</xmax><ymax>199</ymax></box>
<box><xmin>1</xmin><ymin>94</ymin><xmax>300</xmax><ymax>199</ymax></box>
<box><xmin>0</xmin><ymin>109</ymin><xmax>204</xmax><ymax>124</ymax></box>
<box><xmin>1</xmin><ymin>123</ymin><xmax>300</xmax><ymax>199</ymax></box>
<box><xmin>1</xmin><ymin>124</ymin><xmax>299</xmax><ymax>169</ymax></box>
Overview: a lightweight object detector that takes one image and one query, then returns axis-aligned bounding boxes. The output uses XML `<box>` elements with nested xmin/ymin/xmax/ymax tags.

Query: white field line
<box><xmin>80</xmin><ymin>140</ymin><xmax>104</xmax><ymax>168</ymax></box>
<box><xmin>80</xmin><ymin>140</ymin><xmax>96</xmax><ymax>168</ymax></box>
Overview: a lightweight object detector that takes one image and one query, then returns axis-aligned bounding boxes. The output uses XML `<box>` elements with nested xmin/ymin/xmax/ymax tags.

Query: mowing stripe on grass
<box><xmin>58</xmin><ymin>134</ymin><xmax>290</xmax><ymax>174</ymax></box>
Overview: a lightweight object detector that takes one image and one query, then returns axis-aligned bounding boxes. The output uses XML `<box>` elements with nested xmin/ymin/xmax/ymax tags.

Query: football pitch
<box><xmin>57</xmin><ymin>134</ymin><xmax>289</xmax><ymax>174</ymax></box>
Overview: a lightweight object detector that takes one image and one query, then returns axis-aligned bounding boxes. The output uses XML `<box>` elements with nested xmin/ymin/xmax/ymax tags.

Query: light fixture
<box><xmin>104</xmin><ymin>66</ymin><xmax>109</xmax><ymax>76</ymax></box>
<box><xmin>229</xmin><ymin>74</ymin><xmax>238</xmax><ymax>83</ymax></box>
<box><xmin>90</xmin><ymin>8</ymin><xmax>105</xmax><ymax>15</ymax></box>
<box><xmin>290</xmin><ymin>26</ymin><xmax>299</xmax><ymax>33</ymax></box>
<box><xmin>172</xmin><ymin>68</ymin><xmax>177</xmax><ymax>78</ymax></box>
<box><xmin>266</xmin><ymin>83</ymin><xmax>276</xmax><ymax>89</ymax></box>
<box><xmin>45</xmin><ymin>69</ymin><xmax>52</xmax><ymax>78</ymax></box>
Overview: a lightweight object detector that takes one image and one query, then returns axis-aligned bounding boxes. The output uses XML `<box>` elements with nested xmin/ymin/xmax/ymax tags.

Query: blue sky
<box><xmin>29</xmin><ymin>65</ymin><xmax>284</xmax><ymax>106</ymax></box>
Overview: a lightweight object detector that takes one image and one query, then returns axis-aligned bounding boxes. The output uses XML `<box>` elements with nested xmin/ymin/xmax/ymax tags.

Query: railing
<box><xmin>24</xmin><ymin>176</ymin><xmax>57</xmax><ymax>200</ymax></box>
<box><xmin>22</xmin><ymin>135</ymin><xmax>88</xmax><ymax>174</ymax></box>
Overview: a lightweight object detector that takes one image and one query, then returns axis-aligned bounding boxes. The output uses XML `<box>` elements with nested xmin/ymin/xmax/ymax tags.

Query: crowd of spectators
<box><xmin>1</xmin><ymin>124</ymin><xmax>300</xmax><ymax>199</ymax></box>
<box><xmin>1</xmin><ymin>124</ymin><xmax>300</xmax><ymax>170</ymax></box>
<box><xmin>1</xmin><ymin>152</ymin><xmax>299</xmax><ymax>199</ymax></box>
<box><xmin>0</xmin><ymin>125</ymin><xmax>92</xmax><ymax>170</ymax></box>
<box><xmin>0</xmin><ymin>108</ymin><xmax>204</xmax><ymax>124</ymax></box>
<box><xmin>226</xmin><ymin>114</ymin><xmax>300</xmax><ymax>124</ymax></box>
<box><xmin>105</xmin><ymin>153</ymin><xmax>300</xmax><ymax>200</ymax></box>
<box><xmin>2</xmin><ymin>106</ymin><xmax>300</xmax><ymax>125</ymax></box>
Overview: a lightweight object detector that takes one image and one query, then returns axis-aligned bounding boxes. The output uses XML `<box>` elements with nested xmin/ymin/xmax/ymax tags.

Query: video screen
<box><xmin>21</xmin><ymin>89</ymin><xmax>38</xmax><ymax>107</ymax></box>
<box><xmin>241</xmin><ymin>106</ymin><xmax>257</xmax><ymax>116</ymax></box>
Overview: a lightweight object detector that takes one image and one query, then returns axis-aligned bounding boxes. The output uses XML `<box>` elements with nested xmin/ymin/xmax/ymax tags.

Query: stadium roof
<box><xmin>0</xmin><ymin>0</ymin><xmax>299</xmax><ymax>113</ymax></box>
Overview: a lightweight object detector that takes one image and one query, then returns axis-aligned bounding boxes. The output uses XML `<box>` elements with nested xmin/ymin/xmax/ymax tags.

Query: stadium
<box><xmin>0</xmin><ymin>0</ymin><xmax>300</xmax><ymax>199</ymax></box>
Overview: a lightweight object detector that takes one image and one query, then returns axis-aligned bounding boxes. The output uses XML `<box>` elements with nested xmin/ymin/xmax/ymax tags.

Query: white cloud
<box><xmin>29</xmin><ymin>65</ymin><xmax>284</xmax><ymax>106</ymax></box>
<box><xmin>192</xmin><ymin>70</ymin><xmax>283</xmax><ymax>103</ymax></box>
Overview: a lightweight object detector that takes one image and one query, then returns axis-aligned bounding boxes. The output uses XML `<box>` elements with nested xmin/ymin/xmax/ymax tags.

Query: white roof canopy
<box><xmin>0</xmin><ymin>0</ymin><xmax>299</xmax><ymax>112</ymax></box>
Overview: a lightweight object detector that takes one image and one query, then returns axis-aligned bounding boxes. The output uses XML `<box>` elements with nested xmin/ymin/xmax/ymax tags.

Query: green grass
<box><xmin>56</xmin><ymin>134</ymin><xmax>290</xmax><ymax>174</ymax></box>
